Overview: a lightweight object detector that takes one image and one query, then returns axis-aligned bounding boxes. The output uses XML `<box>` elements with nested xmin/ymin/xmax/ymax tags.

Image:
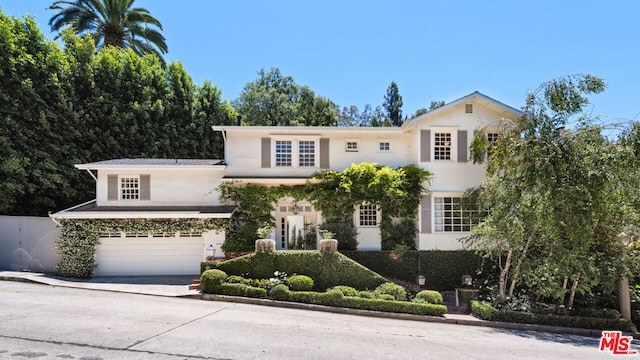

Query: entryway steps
<box><xmin>188</xmin><ymin>279</ymin><xmax>200</xmax><ymax>291</ymax></box>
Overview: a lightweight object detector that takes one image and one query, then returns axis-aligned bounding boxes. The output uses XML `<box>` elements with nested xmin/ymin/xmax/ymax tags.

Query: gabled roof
<box><xmin>402</xmin><ymin>91</ymin><xmax>522</xmax><ymax>129</ymax></box>
<box><xmin>75</xmin><ymin>158</ymin><xmax>226</xmax><ymax>170</ymax></box>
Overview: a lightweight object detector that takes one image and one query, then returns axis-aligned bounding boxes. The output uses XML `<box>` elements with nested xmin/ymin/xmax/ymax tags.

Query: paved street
<box><xmin>0</xmin><ymin>281</ymin><xmax>630</xmax><ymax>359</ymax></box>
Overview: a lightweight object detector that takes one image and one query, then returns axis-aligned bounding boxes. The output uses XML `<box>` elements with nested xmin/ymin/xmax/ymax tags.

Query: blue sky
<box><xmin>2</xmin><ymin>1</ymin><xmax>639</xmax><ymax>122</ymax></box>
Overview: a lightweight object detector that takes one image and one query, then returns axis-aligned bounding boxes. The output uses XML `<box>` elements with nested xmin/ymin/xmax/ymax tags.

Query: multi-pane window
<box><xmin>487</xmin><ymin>132</ymin><xmax>499</xmax><ymax>157</ymax></box>
<box><xmin>359</xmin><ymin>204</ymin><xmax>378</xmax><ymax>227</ymax></box>
<box><xmin>345</xmin><ymin>141</ymin><xmax>359</xmax><ymax>152</ymax></box>
<box><xmin>379</xmin><ymin>142</ymin><xmax>390</xmax><ymax>151</ymax></box>
<box><xmin>120</xmin><ymin>176</ymin><xmax>139</xmax><ymax>200</ymax></box>
<box><xmin>434</xmin><ymin>133</ymin><xmax>452</xmax><ymax>160</ymax></box>
<box><xmin>299</xmin><ymin>140</ymin><xmax>315</xmax><ymax>167</ymax></box>
<box><xmin>275</xmin><ymin>140</ymin><xmax>292</xmax><ymax>167</ymax></box>
<box><xmin>433</xmin><ymin>197</ymin><xmax>480</xmax><ymax>232</ymax></box>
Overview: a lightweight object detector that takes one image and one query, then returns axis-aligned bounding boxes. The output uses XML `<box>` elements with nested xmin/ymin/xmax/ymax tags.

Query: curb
<box><xmin>201</xmin><ymin>293</ymin><xmax>635</xmax><ymax>339</ymax></box>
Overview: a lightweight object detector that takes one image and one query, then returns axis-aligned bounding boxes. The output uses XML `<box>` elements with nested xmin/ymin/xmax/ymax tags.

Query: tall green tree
<box><xmin>383</xmin><ymin>81</ymin><xmax>403</xmax><ymax>126</ymax></box>
<box><xmin>234</xmin><ymin>68</ymin><xmax>337</xmax><ymax>126</ymax></box>
<box><xmin>465</xmin><ymin>74</ymin><xmax>640</xmax><ymax>307</ymax></box>
<box><xmin>49</xmin><ymin>0</ymin><xmax>167</xmax><ymax>61</ymax></box>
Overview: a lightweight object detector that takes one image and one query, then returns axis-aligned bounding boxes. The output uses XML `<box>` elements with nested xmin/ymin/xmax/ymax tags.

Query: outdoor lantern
<box><xmin>206</xmin><ymin>244</ymin><xmax>215</xmax><ymax>261</ymax></box>
<box><xmin>462</xmin><ymin>274</ymin><xmax>473</xmax><ymax>287</ymax></box>
<box><xmin>416</xmin><ymin>275</ymin><xmax>426</xmax><ymax>289</ymax></box>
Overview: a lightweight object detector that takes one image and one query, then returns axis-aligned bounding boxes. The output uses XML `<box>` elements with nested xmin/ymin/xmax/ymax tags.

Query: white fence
<box><xmin>0</xmin><ymin>216</ymin><xmax>60</xmax><ymax>273</ymax></box>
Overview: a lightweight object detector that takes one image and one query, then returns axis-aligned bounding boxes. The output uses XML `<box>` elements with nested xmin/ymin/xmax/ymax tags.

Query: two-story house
<box><xmin>214</xmin><ymin>91</ymin><xmax>520</xmax><ymax>251</ymax></box>
<box><xmin>51</xmin><ymin>91</ymin><xmax>520</xmax><ymax>276</ymax></box>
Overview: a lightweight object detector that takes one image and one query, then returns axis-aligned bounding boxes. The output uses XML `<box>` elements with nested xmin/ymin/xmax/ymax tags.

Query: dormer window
<box><xmin>120</xmin><ymin>176</ymin><xmax>140</xmax><ymax>200</ymax></box>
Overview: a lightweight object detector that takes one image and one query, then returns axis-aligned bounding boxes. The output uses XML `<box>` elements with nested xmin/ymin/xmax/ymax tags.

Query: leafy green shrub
<box><xmin>337</xmin><ymin>297</ymin><xmax>447</xmax><ymax>316</ymax></box>
<box><xmin>245</xmin><ymin>286</ymin><xmax>268</xmax><ymax>298</ymax></box>
<box><xmin>331</xmin><ymin>286</ymin><xmax>359</xmax><ymax>297</ymax></box>
<box><xmin>288</xmin><ymin>275</ymin><xmax>314</xmax><ymax>291</ymax></box>
<box><xmin>200</xmin><ymin>269</ymin><xmax>228</xmax><ymax>293</ymax></box>
<box><xmin>269</xmin><ymin>284</ymin><xmax>290</xmax><ymax>301</ymax></box>
<box><xmin>415</xmin><ymin>290</ymin><xmax>443</xmax><ymax>304</ymax></box>
<box><xmin>218</xmin><ymin>283</ymin><xmax>248</xmax><ymax>296</ymax></box>
<box><xmin>374</xmin><ymin>282</ymin><xmax>406</xmax><ymax>301</ymax></box>
<box><xmin>319</xmin><ymin>222</ymin><xmax>358</xmax><ymax>250</ymax></box>
<box><xmin>324</xmin><ymin>288</ymin><xmax>345</xmax><ymax>305</ymax></box>
<box><xmin>288</xmin><ymin>291</ymin><xmax>325</xmax><ymax>305</ymax></box>
<box><xmin>470</xmin><ymin>300</ymin><xmax>498</xmax><ymax>320</ymax></box>
<box><xmin>470</xmin><ymin>301</ymin><xmax>631</xmax><ymax>331</ymax></box>
<box><xmin>358</xmin><ymin>291</ymin><xmax>374</xmax><ymax>298</ymax></box>
<box><xmin>377</xmin><ymin>294</ymin><xmax>395</xmax><ymax>301</ymax></box>
<box><xmin>203</xmin><ymin>251</ymin><xmax>386</xmax><ymax>290</ymax></box>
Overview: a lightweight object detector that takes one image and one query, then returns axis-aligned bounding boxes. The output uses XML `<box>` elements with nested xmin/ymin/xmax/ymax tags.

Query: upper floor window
<box><xmin>299</xmin><ymin>140</ymin><xmax>315</xmax><ymax>167</ymax></box>
<box><xmin>358</xmin><ymin>204</ymin><xmax>379</xmax><ymax>227</ymax></box>
<box><xmin>345</xmin><ymin>140</ymin><xmax>359</xmax><ymax>152</ymax></box>
<box><xmin>379</xmin><ymin>141</ymin><xmax>390</xmax><ymax>152</ymax></box>
<box><xmin>433</xmin><ymin>196</ymin><xmax>480</xmax><ymax>232</ymax></box>
<box><xmin>275</xmin><ymin>140</ymin><xmax>292</xmax><ymax>167</ymax></box>
<box><xmin>120</xmin><ymin>176</ymin><xmax>140</xmax><ymax>200</ymax></box>
<box><xmin>487</xmin><ymin>132</ymin><xmax>499</xmax><ymax>157</ymax></box>
<box><xmin>434</xmin><ymin>132</ymin><xmax>452</xmax><ymax>160</ymax></box>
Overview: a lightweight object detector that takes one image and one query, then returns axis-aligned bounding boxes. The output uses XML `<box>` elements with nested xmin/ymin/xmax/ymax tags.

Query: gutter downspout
<box><xmin>85</xmin><ymin>169</ymin><xmax>98</xmax><ymax>182</ymax></box>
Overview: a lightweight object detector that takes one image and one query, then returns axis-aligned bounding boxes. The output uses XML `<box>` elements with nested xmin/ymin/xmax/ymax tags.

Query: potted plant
<box><xmin>319</xmin><ymin>230</ymin><xmax>338</xmax><ymax>253</ymax></box>
<box><xmin>255</xmin><ymin>224</ymin><xmax>275</xmax><ymax>252</ymax></box>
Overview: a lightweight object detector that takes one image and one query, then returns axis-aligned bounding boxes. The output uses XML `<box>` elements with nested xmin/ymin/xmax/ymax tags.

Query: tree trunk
<box><xmin>508</xmin><ymin>236</ymin><xmax>533</xmax><ymax>297</ymax></box>
<box><xmin>499</xmin><ymin>249</ymin><xmax>513</xmax><ymax>296</ymax></box>
<box><xmin>567</xmin><ymin>278</ymin><xmax>579</xmax><ymax>308</ymax></box>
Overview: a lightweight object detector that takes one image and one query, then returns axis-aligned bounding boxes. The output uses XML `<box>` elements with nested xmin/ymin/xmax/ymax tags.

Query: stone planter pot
<box><xmin>255</xmin><ymin>239</ymin><xmax>276</xmax><ymax>252</ymax></box>
<box><xmin>320</xmin><ymin>239</ymin><xmax>338</xmax><ymax>253</ymax></box>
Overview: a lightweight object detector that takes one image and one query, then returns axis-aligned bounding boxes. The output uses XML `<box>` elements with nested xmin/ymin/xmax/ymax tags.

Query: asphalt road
<box><xmin>0</xmin><ymin>281</ymin><xmax>628</xmax><ymax>359</ymax></box>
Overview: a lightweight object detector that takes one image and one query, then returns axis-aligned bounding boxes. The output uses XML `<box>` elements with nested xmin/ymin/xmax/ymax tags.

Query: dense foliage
<box><xmin>342</xmin><ymin>250</ymin><xmax>488</xmax><ymax>291</ymax></box>
<box><xmin>234</xmin><ymin>68</ymin><xmax>337</xmax><ymax>126</ymax></box>
<box><xmin>466</xmin><ymin>74</ymin><xmax>640</xmax><ymax>308</ymax></box>
<box><xmin>0</xmin><ymin>11</ymin><xmax>236</xmax><ymax>216</ymax></box>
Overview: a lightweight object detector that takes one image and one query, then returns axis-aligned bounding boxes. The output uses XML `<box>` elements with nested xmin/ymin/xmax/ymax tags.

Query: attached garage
<box><xmin>94</xmin><ymin>234</ymin><xmax>204</xmax><ymax>276</ymax></box>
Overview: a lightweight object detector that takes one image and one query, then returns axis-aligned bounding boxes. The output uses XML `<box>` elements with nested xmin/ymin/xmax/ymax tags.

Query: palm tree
<box><xmin>49</xmin><ymin>0</ymin><xmax>168</xmax><ymax>60</ymax></box>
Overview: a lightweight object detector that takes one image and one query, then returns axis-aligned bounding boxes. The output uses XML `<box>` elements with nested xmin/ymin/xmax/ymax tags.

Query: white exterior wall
<box><xmin>95</xmin><ymin>168</ymin><xmax>225</xmax><ymax>206</ymax></box>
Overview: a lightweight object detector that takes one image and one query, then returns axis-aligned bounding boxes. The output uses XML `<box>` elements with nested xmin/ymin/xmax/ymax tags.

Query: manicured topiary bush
<box><xmin>415</xmin><ymin>290</ymin><xmax>443</xmax><ymax>304</ymax></box>
<box><xmin>288</xmin><ymin>275</ymin><xmax>314</xmax><ymax>291</ymax></box>
<box><xmin>201</xmin><ymin>269</ymin><xmax>228</xmax><ymax>293</ymax></box>
<box><xmin>358</xmin><ymin>291</ymin><xmax>374</xmax><ymax>299</ymax></box>
<box><xmin>331</xmin><ymin>285</ymin><xmax>359</xmax><ymax>297</ymax></box>
<box><xmin>377</xmin><ymin>294</ymin><xmax>395</xmax><ymax>301</ymax></box>
<box><xmin>269</xmin><ymin>284</ymin><xmax>290</xmax><ymax>301</ymax></box>
<box><xmin>201</xmin><ymin>251</ymin><xmax>386</xmax><ymax>290</ymax></box>
<box><xmin>374</xmin><ymin>282</ymin><xmax>406</xmax><ymax>301</ymax></box>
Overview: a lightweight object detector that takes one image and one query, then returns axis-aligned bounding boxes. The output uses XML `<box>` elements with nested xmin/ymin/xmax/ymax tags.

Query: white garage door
<box><xmin>95</xmin><ymin>235</ymin><xmax>203</xmax><ymax>276</ymax></box>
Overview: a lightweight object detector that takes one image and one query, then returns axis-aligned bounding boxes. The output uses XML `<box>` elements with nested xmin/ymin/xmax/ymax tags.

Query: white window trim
<box><xmin>378</xmin><ymin>139</ymin><xmax>391</xmax><ymax>152</ymax></box>
<box><xmin>118</xmin><ymin>175</ymin><xmax>140</xmax><ymax>201</ymax></box>
<box><xmin>432</xmin><ymin>192</ymin><xmax>478</xmax><ymax>233</ymax></box>
<box><xmin>431</xmin><ymin>129</ymin><xmax>457</xmax><ymax>162</ymax></box>
<box><xmin>271</xmin><ymin>136</ymin><xmax>320</xmax><ymax>168</ymax></box>
<box><xmin>345</xmin><ymin>139</ymin><xmax>360</xmax><ymax>152</ymax></box>
<box><xmin>357</xmin><ymin>203</ymin><xmax>380</xmax><ymax>228</ymax></box>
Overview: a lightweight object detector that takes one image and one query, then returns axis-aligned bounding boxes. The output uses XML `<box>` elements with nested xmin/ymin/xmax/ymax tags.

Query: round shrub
<box><xmin>331</xmin><ymin>285</ymin><xmax>358</xmax><ymax>297</ymax></box>
<box><xmin>288</xmin><ymin>275</ymin><xmax>314</xmax><ymax>291</ymax></box>
<box><xmin>415</xmin><ymin>290</ymin><xmax>443</xmax><ymax>304</ymax></box>
<box><xmin>358</xmin><ymin>291</ymin><xmax>374</xmax><ymax>299</ymax></box>
<box><xmin>269</xmin><ymin>284</ymin><xmax>290</xmax><ymax>301</ymax></box>
<box><xmin>374</xmin><ymin>282</ymin><xmax>407</xmax><ymax>301</ymax></box>
<box><xmin>324</xmin><ymin>288</ymin><xmax>345</xmax><ymax>305</ymax></box>
<box><xmin>226</xmin><ymin>275</ymin><xmax>244</xmax><ymax>284</ymax></box>
<box><xmin>200</xmin><ymin>269</ymin><xmax>228</xmax><ymax>293</ymax></box>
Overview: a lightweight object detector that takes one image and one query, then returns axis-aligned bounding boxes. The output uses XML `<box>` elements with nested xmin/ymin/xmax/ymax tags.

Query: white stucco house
<box><xmin>51</xmin><ymin>91</ymin><xmax>520</xmax><ymax>276</ymax></box>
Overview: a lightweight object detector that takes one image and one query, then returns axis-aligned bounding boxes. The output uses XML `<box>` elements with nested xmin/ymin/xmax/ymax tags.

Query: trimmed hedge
<box><xmin>201</xmin><ymin>251</ymin><xmax>387</xmax><ymax>290</ymax></box>
<box><xmin>216</xmin><ymin>283</ymin><xmax>267</xmax><ymax>298</ymax></box>
<box><xmin>471</xmin><ymin>301</ymin><xmax>631</xmax><ymax>331</ymax></box>
<box><xmin>416</xmin><ymin>290</ymin><xmax>443</xmax><ymax>305</ymax></box>
<box><xmin>282</xmin><ymin>288</ymin><xmax>447</xmax><ymax>316</ymax></box>
<box><xmin>342</xmin><ymin>250</ymin><xmax>487</xmax><ymax>291</ymax></box>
